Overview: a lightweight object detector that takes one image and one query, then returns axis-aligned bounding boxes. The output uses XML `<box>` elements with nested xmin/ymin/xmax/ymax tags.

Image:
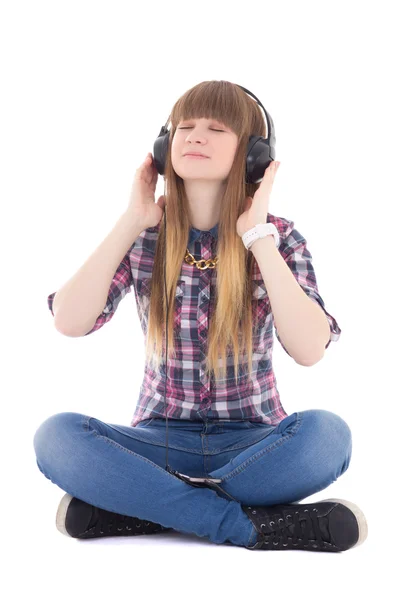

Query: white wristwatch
<box><xmin>242</xmin><ymin>223</ymin><xmax>280</xmax><ymax>250</ymax></box>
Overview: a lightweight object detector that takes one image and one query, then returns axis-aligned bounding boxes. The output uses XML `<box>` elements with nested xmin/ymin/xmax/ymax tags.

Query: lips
<box><xmin>184</xmin><ymin>152</ymin><xmax>209</xmax><ymax>158</ymax></box>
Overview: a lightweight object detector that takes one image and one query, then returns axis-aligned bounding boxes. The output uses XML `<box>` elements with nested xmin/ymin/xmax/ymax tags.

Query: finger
<box><xmin>266</xmin><ymin>161</ymin><xmax>279</xmax><ymax>177</ymax></box>
<box><xmin>263</xmin><ymin>162</ymin><xmax>275</xmax><ymax>177</ymax></box>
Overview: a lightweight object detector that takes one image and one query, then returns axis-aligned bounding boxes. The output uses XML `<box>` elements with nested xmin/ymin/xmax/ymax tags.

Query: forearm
<box><xmin>53</xmin><ymin>210</ymin><xmax>145</xmax><ymax>336</ymax></box>
<box><xmin>250</xmin><ymin>235</ymin><xmax>330</xmax><ymax>365</ymax></box>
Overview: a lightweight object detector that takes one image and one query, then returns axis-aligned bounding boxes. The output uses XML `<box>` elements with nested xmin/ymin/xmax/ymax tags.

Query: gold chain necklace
<box><xmin>184</xmin><ymin>248</ymin><xmax>218</xmax><ymax>270</ymax></box>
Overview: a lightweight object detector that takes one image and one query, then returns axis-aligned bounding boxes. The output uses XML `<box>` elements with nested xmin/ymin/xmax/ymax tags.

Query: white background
<box><xmin>1</xmin><ymin>0</ymin><xmax>398</xmax><ymax>597</ymax></box>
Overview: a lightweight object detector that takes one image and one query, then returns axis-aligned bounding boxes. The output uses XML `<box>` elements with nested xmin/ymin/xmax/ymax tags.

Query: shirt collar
<box><xmin>188</xmin><ymin>223</ymin><xmax>219</xmax><ymax>244</ymax></box>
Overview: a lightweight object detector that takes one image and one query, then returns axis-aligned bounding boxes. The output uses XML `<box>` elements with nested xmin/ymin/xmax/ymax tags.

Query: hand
<box><xmin>127</xmin><ymin>152</ymin><xmax>166</xmax><ymax>230</ymax></box>
<box><xmin>236</xmin><ymin>160</ymin><xmax>281</xmax><ymax>238</ymax></box>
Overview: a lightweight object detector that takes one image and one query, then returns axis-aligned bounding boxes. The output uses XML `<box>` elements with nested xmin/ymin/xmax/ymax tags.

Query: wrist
<box><xmin>121</xmin><ymin>209</ymin><xmax>147</xmax><ymax>234</ymax></box>
<box><xmin>242</xmin><ymin>222</ymin><xmax>279</xmax><ymax>252</ymax></box>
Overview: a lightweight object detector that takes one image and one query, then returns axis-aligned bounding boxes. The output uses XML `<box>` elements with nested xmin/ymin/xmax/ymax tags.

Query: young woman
<box><xmin>34</xmin><ymin>80</ymin><xmax>368</xmax><ymax>552</ymax></box>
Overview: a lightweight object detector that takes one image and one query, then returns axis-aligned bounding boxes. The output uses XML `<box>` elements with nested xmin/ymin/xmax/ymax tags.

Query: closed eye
<box><xmin>179</xmin><ymin>127</ymin><xmax>224</xmax><ymax>132</ymax></box>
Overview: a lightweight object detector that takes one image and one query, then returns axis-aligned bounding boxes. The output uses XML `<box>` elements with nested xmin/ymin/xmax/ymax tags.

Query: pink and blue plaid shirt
<box><xmin>48</xmin><ymin>213</ymin><xmax>341</xmax><ymax>427</ymax></box>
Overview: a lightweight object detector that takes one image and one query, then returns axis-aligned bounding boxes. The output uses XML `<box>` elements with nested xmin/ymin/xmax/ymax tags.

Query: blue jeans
<box><xmin>33</xmin><ymin>408</ymin><xmax>352</xmax><ymax>548</ymax></box>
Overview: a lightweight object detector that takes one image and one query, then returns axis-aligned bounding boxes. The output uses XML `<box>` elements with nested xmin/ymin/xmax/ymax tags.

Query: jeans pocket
<box><xmin>136</xmin><ymin>418</ymin><xmax>155</xmax><ymax>428</ymax></box>
<box><xmin>246</xmin><ymin>420</ymin><xmax>268</xmax><ymax>429</ymax></box>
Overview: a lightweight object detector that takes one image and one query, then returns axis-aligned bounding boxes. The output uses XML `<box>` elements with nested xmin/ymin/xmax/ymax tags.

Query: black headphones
<box><xmin>149</xmin><ymin>84</ymin><xmax>277</xmax><ymax>496</ymax></box>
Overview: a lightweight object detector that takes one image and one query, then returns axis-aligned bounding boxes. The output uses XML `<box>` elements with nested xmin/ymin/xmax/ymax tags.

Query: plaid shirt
<box><xmin>48</xmin><ymin>213</ymin><xmax>341</xmax><ymax>427</ymax></box>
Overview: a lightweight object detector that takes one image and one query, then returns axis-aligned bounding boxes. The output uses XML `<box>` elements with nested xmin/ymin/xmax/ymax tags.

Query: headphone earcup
<box><xmin>153</xmin><ymin>126</ymin><xmax>170</xmax><ymax>176</ymax></box>
<box><xmin>245</xmin><ymin>135</ymin><xmax>274</xmax><ymax>184</ymax></box>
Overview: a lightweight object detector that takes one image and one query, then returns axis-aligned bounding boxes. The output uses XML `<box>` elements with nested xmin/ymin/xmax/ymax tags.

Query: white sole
<box><xmin>55</xmin><ymin>492</ymin><xmax>75</xmax><ymax>537</ymax></box>
<box><xmin>317</xmin><ymin>497</ymin><xmax>368</xmax><ymax>548</ymax></box>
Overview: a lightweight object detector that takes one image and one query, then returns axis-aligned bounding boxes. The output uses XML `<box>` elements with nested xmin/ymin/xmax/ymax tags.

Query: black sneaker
<box><xmin>56</xmin><ymin>493</ymin><xmax>173</xmax><ymax>539</ymax></box>
<box><xmin>242</xmin><ymin>497</ymin><xmax>368</xmax><ymax>552</ymax></box>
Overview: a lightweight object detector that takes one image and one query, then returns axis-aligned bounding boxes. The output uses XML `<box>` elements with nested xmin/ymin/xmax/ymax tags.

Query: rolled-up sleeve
<box><xmin>47</xmin><ymin>250</ymin><xmax>133</xmax><ymax>336</ymax></box>
<box><xmin>275</xmin><ymin>220</ymin><xmax>342</xmax><ymax>354</ymax></box>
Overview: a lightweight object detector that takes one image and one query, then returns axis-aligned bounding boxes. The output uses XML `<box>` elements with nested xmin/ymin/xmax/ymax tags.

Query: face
<box><xmin>171</xmin><ymin>117</ymin><xmax>239</xmax><ymax>182</ymax></box>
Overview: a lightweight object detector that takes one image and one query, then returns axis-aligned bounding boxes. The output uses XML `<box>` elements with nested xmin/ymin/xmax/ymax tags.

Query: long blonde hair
<box><xmin>143</xmin><ymin>80</ymin><xmax>267</xmax><ymax>385</ymax></box>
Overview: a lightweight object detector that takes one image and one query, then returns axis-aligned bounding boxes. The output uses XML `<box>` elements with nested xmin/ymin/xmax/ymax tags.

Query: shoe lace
<box><xmin>251</xmin><ymin>506</ymin><xmax>333</xmax><ymax>550</ymax></box>
<box><xmin>86</xmin><ymin>507</ymin><xmax>159</xmax><ymax>536</ymax></box>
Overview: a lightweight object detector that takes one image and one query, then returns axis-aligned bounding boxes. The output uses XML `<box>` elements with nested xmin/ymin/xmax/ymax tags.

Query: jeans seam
<box><xmin>219</xmin><ymin>412</ymin><xmax>303</xmax><ymax>483</ymax></box>
<box><xmin>247</xmin><ymin>518</ymin><xmax>257</xmax><ymax>547</ymax></box>
<box><xmin>84</xmin><ymin>415</ymin><xmax>184</xmax><ymax>481</ymax></box>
